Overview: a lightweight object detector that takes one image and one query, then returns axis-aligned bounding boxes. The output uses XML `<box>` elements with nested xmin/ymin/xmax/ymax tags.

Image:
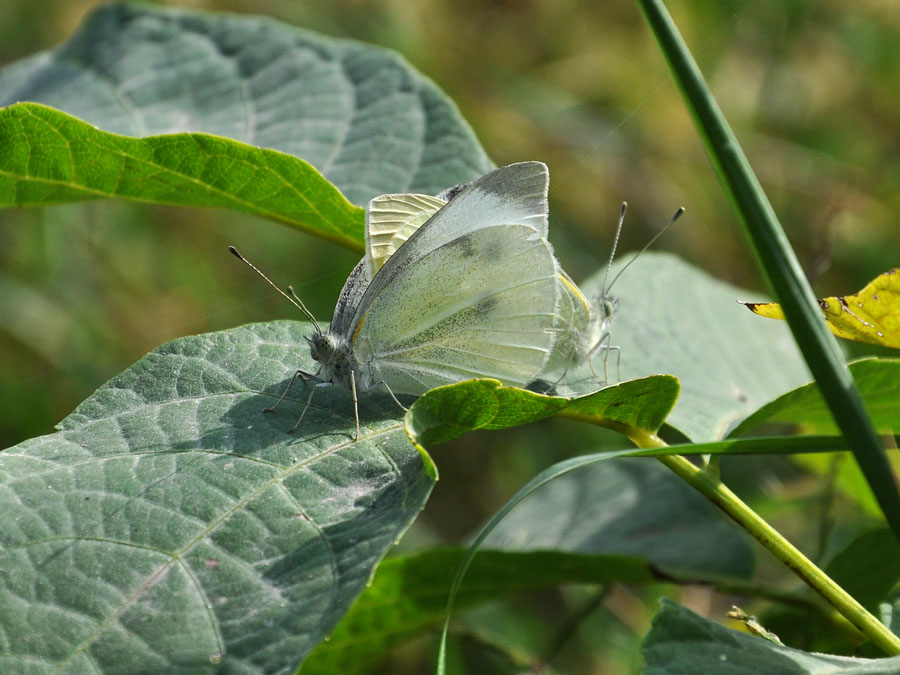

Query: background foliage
<box><xmin>2</xmin><ymin>1</ymin><xmax>898</xmax><ymax>672</ymax></box>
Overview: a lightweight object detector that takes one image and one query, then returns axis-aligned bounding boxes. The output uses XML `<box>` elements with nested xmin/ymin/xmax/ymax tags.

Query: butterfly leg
<box><xmin>350</xmin><ymin>371</ymin><xmax>360</xmax><ymax>441</ymax></box>
<box><xmin>586</xmin><ymin>351</ymin><xmax>602</xmax><ymax>382</ymax></box>
<box><xmin>288</xmin><ymin>381</ymin><xmax>321</xmax><ymax>433</ymax></box>
<box><xmin>263</xmin><ymin>369</ymin><xmax>324</xmax><ymax>434</ymax></box>
<box><xmin>602</xmin><ymin>344</ymin><xmax>622</xmax><ymax>383</ymax></box>
<box><xmin>368</xmin><ymin>380</ymin><xmax>408</xmax><ymax>413</ymax></box>
<box><xmin>593</xmin><ymin>333</ymin><xmax>621</xmax><ymax>384</ymax></box>
<box><xmin>582</xmin><ymin>332</ymin><xmax>612</xmax><ymax>384</ymax></box>
<box><xmin>264</xmin><ymin>369</ymin><xmax>313</xmax><ymax>413</ymax></box>
<box><xmin>384</xmin><ymin>382</ymin><xmax>408</xmax><ymax>412</ymax></box>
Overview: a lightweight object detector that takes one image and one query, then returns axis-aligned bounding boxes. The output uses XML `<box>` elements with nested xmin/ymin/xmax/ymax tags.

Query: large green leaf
<box><xmin>0</xmin><ymin>3</ymin><xmax>492</xmax><ymax>208</ymax></box>
<box><xmin>0</xmin><ymin>320</ymin><xmax>435</xmax><ymax>674</ymax></box>
<box><xmin>581</xmin><ymin>252</ymin><xmax>811</xmax><ymax>441</ymax></box>
<box><xmin>0</xmin><ymin>102</ymin><xmax>367</xmax><ymax>249</ymax></box>
<box><xmin>643</xmin><ymin>600</ymin><xmax>900</xmax><ymax>674</ymax></box>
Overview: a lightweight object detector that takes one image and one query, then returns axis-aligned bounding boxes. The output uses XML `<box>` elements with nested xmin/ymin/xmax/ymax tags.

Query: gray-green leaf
<box><xmin>585</xmin><ymin>252</ymin><xmax>811</xmax><ymax>441</ymax></box>
<box><xmin>0</xmin><ymin>3</ymin><xmax>492</xmax><ymax>206</ymax></box>
<box><xmin>0</xmin><ymin>320</ymin><xmax>435</xmax><ymax>674</ymax></box>
<box><xmin>485</xmin><ymin>458</ymin><xmax>755</xmax><ymax>580</ymax></box>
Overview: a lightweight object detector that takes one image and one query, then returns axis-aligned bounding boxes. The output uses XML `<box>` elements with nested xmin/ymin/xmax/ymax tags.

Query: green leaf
<box><xmin>642</xmin><ymin>600</ymin><xmax>900</xmax><ymax>674</ymax></box>
<box><xmin>0</xmin><ymin>321</ymin><xmax>435</xmax><ymax>674</ymax></box>
<box><xmin>301</xmin><ymin>549</ymin><xmax>655</xmax><ymax>674</ymax></box>
<box><xmin>0</xmin><ymin>3</ymin><xmax>492</xmax><ymax>208</ymax></box>
<box><xmin>0</xmin><ymin>102</ymin><xmax>367</xmax><ymax>249</ymax></box>
<box><xmin>405</xmin><ymin>375</ymin><xmax>679</xmax><ymax>447</ymax></box>
<box><xmin>729</xmin><ymin>358</ymin><xmax>900</xmax><ymax>436</ymax></box>
<box><xmin>726</xmin><ymin>358</ymin><xmax>900</xmax><ymax>517</ymax></box>
<box><xmin>559</xmin><ymin>375</ymin><xmax>679</xmax><ymax>432</ymax></box>
<box><xmin>825</xmin><ymin>529</ymin><xmax>900</xmax><ymax>612</ymax></box>
<box><xmin>484</xmin><ymin>458</ymin><xmax>755</xmax><ymax>580</ymax></box>
<box><xmin>583</xmin><ymin>252</ymin><xmax>812</xmax><ymax>442</ymax></box>
<box><xmin>404</xmin><ymin>380</ymin><xmax>565</xmax><ymax>446</ymax></box>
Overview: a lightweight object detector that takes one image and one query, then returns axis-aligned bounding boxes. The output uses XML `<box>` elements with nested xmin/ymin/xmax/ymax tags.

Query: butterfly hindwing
<box><xmin>366</xmin><ymin>193</ymin><xmax>446</xmax><ymax>275</ymax></box>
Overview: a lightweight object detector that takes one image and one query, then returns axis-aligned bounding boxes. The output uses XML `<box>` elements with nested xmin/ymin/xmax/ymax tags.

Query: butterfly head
<box><xmin>306</xmin><ymin>331</ymin><xmax>333</xmax><ymax>363</ymax></box>
<box><xmin>599</xmin><ymin>295</ymin><xmax>619</xmax><ymax>323</ymax></box>
<box><xmin>307</xmin><ymin>331</ymin><xmax>359</xmax><ymax>389</ymax></box>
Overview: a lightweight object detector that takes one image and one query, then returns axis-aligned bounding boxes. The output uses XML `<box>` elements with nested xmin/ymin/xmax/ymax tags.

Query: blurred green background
<box><xmin>1</xmin><ymin>1</ymin><xmax>898</xmax><ymax>671</ymax></box>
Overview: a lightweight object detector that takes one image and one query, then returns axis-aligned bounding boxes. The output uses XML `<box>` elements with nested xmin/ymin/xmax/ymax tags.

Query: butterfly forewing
<box><xmin>351</xmin><ymin>223</ymin><xmax>561</xmax><ymax>395</ymax></box>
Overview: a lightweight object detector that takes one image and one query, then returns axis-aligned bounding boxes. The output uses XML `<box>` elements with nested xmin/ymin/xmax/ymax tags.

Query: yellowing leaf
<box><xmin>742</xmin><ymin>269</ymin><xmax>900</xmax><ymax>349</ymax></box>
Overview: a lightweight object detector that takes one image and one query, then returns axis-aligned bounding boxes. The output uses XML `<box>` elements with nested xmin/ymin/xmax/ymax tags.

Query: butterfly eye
<box><xmin>597</xmin><ymin>298</ymin><xmax>614</xmax><ymax>320</ymax></box>
<box><xmin>307</xmin><ymin>334</ymin><xmax>334</xmax><ymax>362</ymax></box>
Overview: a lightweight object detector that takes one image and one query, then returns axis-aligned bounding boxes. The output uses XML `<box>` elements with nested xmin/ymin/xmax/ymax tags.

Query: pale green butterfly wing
<box><xmin>365</xmin><ymin>193</ymin><xmax>446</xmax><ymax>275</ymax></box>
<box><xmin>357</xmin><ymin>161</ymin><xmax>611</xmax><ymax>393</ymax></box>
<box><xmin>352</xmin><ymin>222</ymin><xmax>560</xmax><ymax>395</ymax></box>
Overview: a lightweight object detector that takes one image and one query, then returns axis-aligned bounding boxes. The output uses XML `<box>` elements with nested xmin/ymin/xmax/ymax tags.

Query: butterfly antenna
<box><xmin>600</xmin><ymin>202</ymin><xmax>628</xmax><ymax>299</ymax></box>
<box><xmin>606</xmin><ymin>206</ymin><xmax>684</xmax><ymax>294</ymax></box>
<box><xmin>228</xmin><ymin>246</ymin><xmax>322</xmax><ymax>333</ymax></box>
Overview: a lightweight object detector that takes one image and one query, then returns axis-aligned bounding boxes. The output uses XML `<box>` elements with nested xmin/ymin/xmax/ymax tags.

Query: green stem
<box><xmin>656</xmin><ymin>452</ymin><xmax>900</xmax><ymax>655</ymax></box>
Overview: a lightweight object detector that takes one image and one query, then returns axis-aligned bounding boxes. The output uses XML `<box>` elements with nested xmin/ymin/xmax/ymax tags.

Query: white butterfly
<box><xmin>234</xmin><ymin>162</ymin><xmax>676</xmax><ymax>436</ymax></box>
<box><xmin>233</xmin><ymin>162</ymin><xmax>565</xmax><ymax>438</ymax></box>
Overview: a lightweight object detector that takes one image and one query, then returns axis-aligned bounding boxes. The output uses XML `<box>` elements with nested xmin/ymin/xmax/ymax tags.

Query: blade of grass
<box><xmin>635</xmin><ymin>0</ymin><xmax>900</xmax><ymax>542</ymax></box>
